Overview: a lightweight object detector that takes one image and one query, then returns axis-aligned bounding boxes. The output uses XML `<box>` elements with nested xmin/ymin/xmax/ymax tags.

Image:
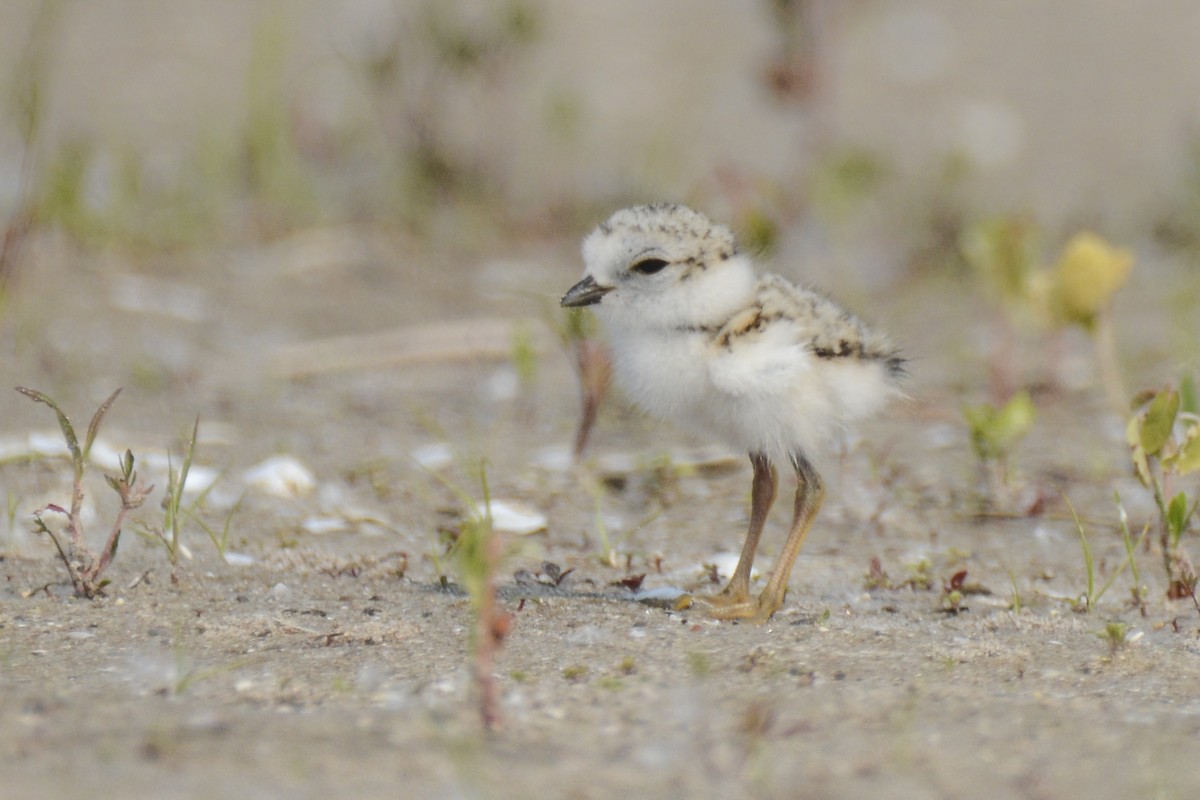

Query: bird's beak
<box><xmin>561</xmin><ymin>275</ymin><xmax>613</xmax><ymax>308</ymax></box>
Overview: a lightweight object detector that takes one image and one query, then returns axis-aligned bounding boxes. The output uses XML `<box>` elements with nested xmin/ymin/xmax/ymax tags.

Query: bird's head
<box><xmin>561</xmin><ymin>203</ymin><xmax>757</xmax><ymax>330</ymax></box>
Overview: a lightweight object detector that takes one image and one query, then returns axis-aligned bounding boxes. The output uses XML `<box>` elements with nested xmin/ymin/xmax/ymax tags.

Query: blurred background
<box><xmin>2</xmin><ymin>0</ymin><xmax>1199</xmax><ymax>414</ymax></box>
<box><xmin>6</xmin><ymin>2</ymin><xmax>1200</xmax><ymax>263</ymax></box>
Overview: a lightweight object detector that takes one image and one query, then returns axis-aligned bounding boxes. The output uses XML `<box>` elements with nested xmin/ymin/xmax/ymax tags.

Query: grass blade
<box><xmin>1064</xmin><ymin>495</ymin><xmax>1094</xmax><ymax>611</ymax></box>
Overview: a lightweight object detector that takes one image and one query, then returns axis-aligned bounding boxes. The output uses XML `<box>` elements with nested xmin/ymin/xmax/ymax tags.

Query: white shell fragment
<box><xmin>485</xmin><ymin>500</ymin><xmax>547</xmax><ymax>535</ymax></box>
<box><xmin>301</xmin><ymin>516</ymin><xmax>347</xmax><ymax>536</ymax></box>
<box><xmin>0</xmin><ymin>431</ymin><xmax>71</xmax><ymax>461</ymax></box>
<box><xmin>631</xmin><ymin>586</ymin><xmax>687</xmax><ymax>603</ymax></box>
<box><xmin>411</xmin><ymin>442</ymin><xmax>454</xmax><ymax>471</ymax></box>
<box><xmin>242</xmin><ymin>455</ymin><xmax>317</xmax><ymax>498</ymax></box>
<box><xmin>701</xmin><ymin>552</ymin><xmax>759</xmax><ymax>582</ymax></box>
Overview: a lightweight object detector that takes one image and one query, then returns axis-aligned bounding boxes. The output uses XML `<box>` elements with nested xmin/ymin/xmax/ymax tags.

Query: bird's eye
<box><xmin>630</xmin><ymin>258</ymin><xmax>669</xmax><ymax>275</ymax></box>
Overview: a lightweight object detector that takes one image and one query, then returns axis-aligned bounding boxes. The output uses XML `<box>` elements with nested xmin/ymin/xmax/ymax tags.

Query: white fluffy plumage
<box><xmin>563</xmin><ymin>203</ymin><xmax>904</xmax><ymax>467</ymax></box>
<box><xmin>561</xmin><ymin>203</ymin><xmax>905</xmax><ymax>622</ymax></box>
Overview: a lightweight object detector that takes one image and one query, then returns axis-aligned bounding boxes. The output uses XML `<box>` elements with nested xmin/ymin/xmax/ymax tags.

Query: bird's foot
<box><xmin>674</xmin><ymin>589</ymin><xmax>782</xmax><ymax>625</ymax></box>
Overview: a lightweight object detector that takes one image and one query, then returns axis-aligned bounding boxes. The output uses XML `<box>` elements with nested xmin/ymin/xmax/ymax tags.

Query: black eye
<box><xmin>630</xmin><ymin>258</ymin><xmax>669</xmax><ymax>275</ymax></box>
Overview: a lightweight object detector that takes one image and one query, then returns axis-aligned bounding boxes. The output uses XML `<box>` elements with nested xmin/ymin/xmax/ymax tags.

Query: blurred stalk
<box><xmin>1</xmin><ymin>1</ymin><xmax>65</xmax><ymax>298</ymax></box>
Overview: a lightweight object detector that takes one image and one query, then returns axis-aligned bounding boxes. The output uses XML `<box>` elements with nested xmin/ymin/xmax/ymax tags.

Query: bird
<box><xmin>561</xmin><ymin>203</ymin><xmax>905</xmax><ymax>623</ymax></box>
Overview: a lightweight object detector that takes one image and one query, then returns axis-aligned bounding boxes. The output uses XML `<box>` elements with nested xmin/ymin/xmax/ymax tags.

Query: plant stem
<box><xmin>1093</xmin><ymin>308</ymin><xmax>1127</xmax><ymax>415</ymax></box>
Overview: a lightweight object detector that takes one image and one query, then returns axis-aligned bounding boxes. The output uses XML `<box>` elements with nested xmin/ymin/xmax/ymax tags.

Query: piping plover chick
<box><xmin>561</xmin><ymin>203</ymin><xmax>904</xmax><ymax>623</ymax></box>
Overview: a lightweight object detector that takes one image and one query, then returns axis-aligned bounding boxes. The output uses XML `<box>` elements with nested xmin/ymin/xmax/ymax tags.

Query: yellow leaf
<box><xmin>1139</xmin><ymin>389</ymin><xmax>1179</xmax><ymax>456</ymax></box>
<box><xmin>1050</xmin><ymin>232</ymin><xmax>1133</xmax><ymax>327</ymax></box>
<box><xmin>1167</xmin><ymin>423</ymin><xmax>1200</xmax><ymax>476</ymax></box>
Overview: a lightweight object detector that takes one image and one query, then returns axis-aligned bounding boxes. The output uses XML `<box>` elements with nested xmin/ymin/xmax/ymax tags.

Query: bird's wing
<box><xmin>706</xmin><ymin>303</ymin><xmax>813</xmax><ymax>397</ymax></box>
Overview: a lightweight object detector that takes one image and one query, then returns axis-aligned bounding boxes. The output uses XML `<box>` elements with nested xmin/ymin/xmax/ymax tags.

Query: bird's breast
<box><xmin>607</xmin><ymin>327</ymin><xmax>712</xmax><ymax>420</ymax></box>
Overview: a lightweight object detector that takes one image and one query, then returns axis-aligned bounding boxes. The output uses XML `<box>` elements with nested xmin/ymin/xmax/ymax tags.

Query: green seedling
<box><xmin>1066</xmin><ymin>494</ymin><xmax>1151</xmax><ymax>613</ymax></box>
<box><xmin>1098</xmin><ymin>621</ymin><xmax>1129</xmax><ymax>656</ymax></box>
<box><xmin>428</xmin><ymin>460</ymin><xmax>512</xmax><ymax>731</ymax></box>
<box><xmin>963</xmin><ymin>390</ymin><xmax>1035</xmax><ymax>463</ymax></box>
<box><xmin>509</xmin><ymin>321</ymin><xmax>538</xmax><ymax>390</ymax></box>
<box><xmin>17</xmin><ymin>387</ymin><xmax>152</xmax><ymax>598</ymax></box>
<box><xmin>185</xmin><ymin>493</ymin><xmax>244</xmax><ymax>562</ymax></box>
<box><xmin>963</xmin><ymin>390</ymin><xmax>1035</xmax><ymax>498</ymax></box>
<box><xmin>1115</xmin><ymin>494</ymin><xmax>1150</xmax><ymax>611</ymax></box>
<box><xmin>1127</xmin><ymin>385</ymin><xmax>1200</xmax><ymax>599</ymax></box>
<box><xmin>962</xmin><ymin>216</ymin><xmax>1041</xmax><ymax>313</ymax></box>
<box><xmin>161</xmin><ymin>417</ymin><xmax>199</xmax><ymax>583</ymax></box>
<box><xmin>962</xmin><ymin>219</ymin><xmax>1133</xmax><ymax>410</ymax></box>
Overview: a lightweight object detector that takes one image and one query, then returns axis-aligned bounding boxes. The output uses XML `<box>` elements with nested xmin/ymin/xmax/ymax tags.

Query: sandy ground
<box><xmin>4</xmin><ymin>2</ymin><xmax>1200</xmax><ymax>798</ymax></box>
<box><xmin>3</xmin><ymin>228</ymin><xmax>1200</xmax><ymax>800</ymax></box>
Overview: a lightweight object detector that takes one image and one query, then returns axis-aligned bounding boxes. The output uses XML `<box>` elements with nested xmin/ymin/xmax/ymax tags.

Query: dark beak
<box><xmin>561</xmin><ymin>275</ymin><xmax>613</xmax><ymax>308</ymax></box>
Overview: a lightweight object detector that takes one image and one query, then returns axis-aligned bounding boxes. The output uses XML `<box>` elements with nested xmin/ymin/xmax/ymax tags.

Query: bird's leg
<box><xmin>751</xmin><ymin>453</ymin><xmax>824</xmax><ymax>622</ymax></box>
<box><xmin>690</xmin><ymin>452</ymin><xmax>823</xmax><ymax>623</ymax></box>
<box><xmin>680</xmin><ymin>453</ymin><xmax>776</xmax><ymax>612</ymax></box>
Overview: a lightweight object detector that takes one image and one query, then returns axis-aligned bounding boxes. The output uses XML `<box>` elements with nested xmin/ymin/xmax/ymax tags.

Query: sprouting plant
<box><xmin>160</xmin><ymin>417</ymin><xmax>199</xmax><ymax>583</ymax></box>
<box><xmin>1008</xmin><ymin>569</ymin><xmax>1022</xmax><ymax>613</ymax></box>
<box><xmin>16</xmin><ymin>387</ymin><xmax>153</xmax><ymax>598</ymax></box>
<box><xmin>426</xmin><ymin>459</ymin><xmax>513</xmax><ymax>730</ymax></box>
<box><xmin>962</xmin><ymin>220</ymin><xmax>1133</xmax><ymax>410</ymax></box>
<box><xmin>962</xmin><ymin>389</ymin><xmax>1035</xmax><ymax>499</ymax></box>
<box><xmin>186</xmin><ymin>490</ymin><xmax>245</xmax><ymax>563</ymax></box>
<box><xmin>1098</xmin><ymin>620</ymin><xmax>1129</xmax><ymax>656</ymax></box>
<box><xmin>1127</xmin><ymin>385</ymin><xmax>1200</xmax><ymax>603</ymax></box>
<box><xmin>1035</xmin><ymin>232</ymin><xmax>1134</xmax><ymax>411</ymax></box>
<box><xmin>1065</xmin><ymin>494</ymin><xmax>1151</xmax><ymax>613</ymax></box>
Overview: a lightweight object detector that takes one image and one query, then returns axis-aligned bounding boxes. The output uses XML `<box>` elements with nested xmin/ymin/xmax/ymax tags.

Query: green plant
<box><xmin>428</xmin><ymin>459</ymin><xmax>512</xmax><ymax>730</ymax></box>
<box><xmin>186</xmin><ymin>491</ymin><xmax>245</xmax><ymax>562</ymax></box>
<box><xmin>349</xmin><ymin>0</ymin><xmax>541</xmax><ymax>227</ymax></box>
<box><xmin>1065</xmin><ymin>494</ymin><xmax>1150</xmax><ymax>613</ymax></box>
<box><xmin>1127</xmin><ymin>385</ymin><xmax>1200</xmax><ymax>603</ymax></box>
<box><xmin>963</xmin><ymin>389</ymin><xmax>1035</xmax><ymax>498</ymax></box>
<box><xmin>1098</xmin><ymin>621</ymin><xmax>1129</xmax><ymax>656</ymax></box>
<box><xmin>161</xmin><ymin>417</ymin><xmax>199</xmax><ymax>583</ymax></box>
<box><xmin>962</xmin><ymin>220</ymin><xmax>1133</xmax><ymax>410</ymax></box>
<box><xmin>16</xmin><ymin>387</ymin><xmax>152</xmax><ymax>597</ymax></box>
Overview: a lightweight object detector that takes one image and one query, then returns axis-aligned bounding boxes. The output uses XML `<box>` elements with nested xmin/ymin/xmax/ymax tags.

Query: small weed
<box><xmin>561</xmin><ymin>664</ymin><xmax>588</xmax><ymax>682</ymax></box>
<box><xmin>1008</xmin><ymin>569</ymin><xmax>1023</xmax><ymax>613</ymax></box>
<box><xmin>1065</xmin><ymin>494</ymin><xmax>1151</xmax><ymax>613</ymax></box>
<box><xmin>962</xmin><ymin>221</ymin><xmax>1133</xmax><ymax>409</ymax></box>
<box><xmin>1127</xmin><ymin>385</ymin><xmax>1200</xmax><ymax>604</ymax></box>
<box><xmin>963</xmin><ymin>389</ymin><xmax>1035</xmax><ymax>501</ymax></box>
<box><xmin>187</xmin><ymin>492</ymin><xmax>245</xmax><ymax>563</ymax></box>
<box><xmin>1098</xmin><ymin>621</ymin><xmax>1129</xmax><ymax>656</ymax></box>
<box><xmin>428</xmin><ymin>460</ymin><xmax>512</xmax><ymax>730</ymax></box>
<box><xmin>161</xmin><ymin>417</ymin><xmax>200</xmax><ymax>583</ymax></box>
<box><xmin>17</xmin><ymin>387</ymin><xmax>153</xmax><ymax>598</ymax></box>
<box><xmin>940</xmin><ymin>570</ymin><xmax>969</xmax><ymax>614</ymax></box>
